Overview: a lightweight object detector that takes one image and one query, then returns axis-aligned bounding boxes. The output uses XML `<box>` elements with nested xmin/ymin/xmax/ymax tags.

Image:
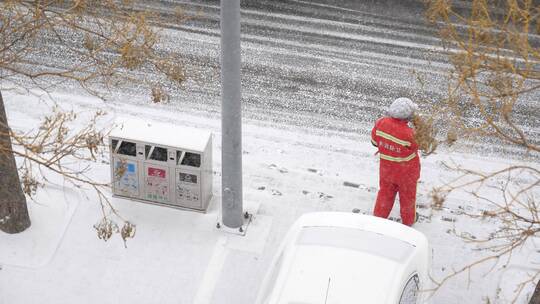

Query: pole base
<box><xmin>215</xmin><ymin>212</ymin><xmax>252</xmax><ymax>236</ymax></box>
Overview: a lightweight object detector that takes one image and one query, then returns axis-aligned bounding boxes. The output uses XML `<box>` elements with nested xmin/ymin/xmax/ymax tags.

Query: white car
<box><xmin>256</xmin><ymin>212</ymin><xmax>430</xmax><ymax>304</ymax></box>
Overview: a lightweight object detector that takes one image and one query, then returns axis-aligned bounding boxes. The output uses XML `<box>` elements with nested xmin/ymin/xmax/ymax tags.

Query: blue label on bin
<box><xmin>127</xmin><ymin>163</ymin><xmax>136</xmax><ymax>173</ymax></box>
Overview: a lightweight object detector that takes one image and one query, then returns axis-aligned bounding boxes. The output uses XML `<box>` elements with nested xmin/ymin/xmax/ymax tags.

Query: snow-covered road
<box><xmin>20</xmin><ymin>0</ymin><xmax>539</xmax><ymax>152</ymax></box>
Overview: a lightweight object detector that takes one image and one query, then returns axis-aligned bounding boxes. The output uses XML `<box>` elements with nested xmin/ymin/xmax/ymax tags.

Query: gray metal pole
<box><xmin>221</xmin><ymin>0</ymin><xmax>243</xmax><ymax>228</ymax></box>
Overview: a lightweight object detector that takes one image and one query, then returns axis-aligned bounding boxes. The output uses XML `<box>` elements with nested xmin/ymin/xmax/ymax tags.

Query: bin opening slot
<box><xmin>111</xmin><ymin>139</ymin><xmax>119</xmax><ymax>152</ymax></box>
<box><xmin>181</xmin><ymin>152</ymin><xmax>201</xmax><ymax>168</ymax></box>
<box><xmin>176</xmin><ymin>151</ymin><xmax>183</xmax><ymax>163</ymax></box>
<box><xmin>145</xmin><ymin>145</ymin><xmax>168</xmax><ymax>162</ymax></box>
<box><xmin>145</xmin><ymin>145</ymin><xmax>151</xmax><ymax>158</ymax></box>
<box><xmin>117</xmin><ymin>141</ymin><xmax>136</xmax><ymax>157</ymax></box>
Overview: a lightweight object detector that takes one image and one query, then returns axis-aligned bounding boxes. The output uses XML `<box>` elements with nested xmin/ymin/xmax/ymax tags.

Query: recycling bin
<box><xmin>109</xmin><ymin>118</ymin><xmax>213</xmax><ymax>212</ymax></box>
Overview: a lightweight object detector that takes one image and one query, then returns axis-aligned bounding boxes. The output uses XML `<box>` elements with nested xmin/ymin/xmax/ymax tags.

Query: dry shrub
<box><xmin>151</xmin><ymin>86</ymin><xmax>170</xmax><ymax>103</ymax></box>
<box><xmin>120</xmin><ymin>221</ymin><xmax>136</xmax><ymax>248</ymax></box>
<box><xmin>0</xmin><ymin>0</ymin><xmax>193</xmax><ymax>243</ymax></box>
<box><xmin>412</xmin><ymin>114</ymin><xmax>438</xmax><ymax>156</ymax></box>
<box><xmin>119</xmin><ymin>42</ymin><xmax>145</xmax><ymax>69</ymax></box>
<box><xmin>5</xmin><ymin>105</ymin><xmax>137</xmax><ymax>245</ymax></box>
<box><xmin>83</xmin><ymin>34</ymin><xmax>98</xmax><ymax>52</ymax></box>
<box><xmin>0</xmin><ymin>1</ymin><xmax>187</xmax><ymax>95</ymax></box>
<box><xmin>94</xmin><ymin>218</ymin><xmax>136</xmax><ymax>247</ymax></box>
<box><xmin>423</xmin><ymin>0</ymin><xmax>540</xmax><ymax>300</ymax></box>
<box><xmin>20</xmin><ymin>169</ymin><xmax>43</xmax><ymax>197</ymax></box>
<box><xmin>446</xmin><ymin>128</ymin><xmax>458</xmax><ymax>145</ymax></box>
<box><xmin>429</xmin><ymin>187</ymin><xmax>446</xmax><ymax>211</ymax></box>
<box><xmin>94</xmin><ymin>218</ymin><xmax>118</xmax><ymax>242</ymax></box>
<box><xmin>156</xmin><ymin>59</ymin><xmax>186</xmax><ymax>84</ymax></box>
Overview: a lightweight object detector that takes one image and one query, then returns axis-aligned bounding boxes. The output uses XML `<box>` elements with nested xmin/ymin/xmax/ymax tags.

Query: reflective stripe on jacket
<box><xmin>371</xmin><ymin>117</ymin><xmax>420</xmax><ymax>181</ymax></box>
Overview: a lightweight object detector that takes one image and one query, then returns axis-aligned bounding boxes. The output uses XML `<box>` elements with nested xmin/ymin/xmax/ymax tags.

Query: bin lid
<box><xmin>110</xmin><ymin>118</ymin><xmax>212</xmax><ymax>152</ymax></box>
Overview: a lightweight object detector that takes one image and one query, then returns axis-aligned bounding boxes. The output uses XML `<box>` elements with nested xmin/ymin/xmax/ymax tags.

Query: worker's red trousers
<box><xmin>373</xmin><ymin>175</ymin><xmax>417</xmax><ymax>226</ymax></box>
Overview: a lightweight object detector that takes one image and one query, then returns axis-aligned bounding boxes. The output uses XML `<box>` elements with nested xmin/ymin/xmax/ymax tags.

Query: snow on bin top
<box><xmin>109</xmin><ymin>117</ymin><xmax>212</xmax><ymax>152</ymax></box>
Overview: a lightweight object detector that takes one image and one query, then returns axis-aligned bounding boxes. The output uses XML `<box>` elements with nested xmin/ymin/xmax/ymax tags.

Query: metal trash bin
<box><xmin>109</xmin><ymin>118</ymin><xmax>213</xmax><ymax>212</ymax></box>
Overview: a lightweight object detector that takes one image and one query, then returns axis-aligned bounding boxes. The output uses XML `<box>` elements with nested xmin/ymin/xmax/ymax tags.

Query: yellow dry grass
<box><xmin>412</xmin><ymin>114</ymin><xmax>438</xmax><ymax>156</ymax></box>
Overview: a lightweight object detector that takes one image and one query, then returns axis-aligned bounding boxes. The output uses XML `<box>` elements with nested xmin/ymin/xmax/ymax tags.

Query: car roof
<box><xmin>273</xmin><ymin>226</ymin><xmax>415</xmax><ymax>304</ymax></box>
<box><xmin>262</xmin><ymin>213</ymin><xmax>429</xmax><ymax>304</ymax></box>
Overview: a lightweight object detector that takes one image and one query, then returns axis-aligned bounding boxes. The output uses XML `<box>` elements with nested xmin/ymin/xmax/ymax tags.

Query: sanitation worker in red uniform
<box><xmin>371</xmin><ymin>97</ymin><xmax>420</xmax><ymax>226</ymax></box>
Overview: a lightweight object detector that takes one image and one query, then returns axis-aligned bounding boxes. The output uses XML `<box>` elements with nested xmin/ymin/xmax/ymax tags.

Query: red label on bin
<box><xmin>148</xmin><ymin>167</ymin><xmax>166</xmax><ymax>178</ymax></box>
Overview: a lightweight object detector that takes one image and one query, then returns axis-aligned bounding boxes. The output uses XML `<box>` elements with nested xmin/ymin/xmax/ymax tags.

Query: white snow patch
<box><xmin>0</xmin><ymin>91</ymin><xmax>538</xmax><ymax>304</ymax></box>
<box><xmin>0</xmin><ymin>187</ymin><xmax>78</xmax><ymax>268</ymax></box>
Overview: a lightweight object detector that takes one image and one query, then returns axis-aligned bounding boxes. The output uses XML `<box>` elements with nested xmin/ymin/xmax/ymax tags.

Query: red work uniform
<box><xmin>371</xmin><ymin>117</ymin><xmax>420</xmax><ymax>226</ymax></box>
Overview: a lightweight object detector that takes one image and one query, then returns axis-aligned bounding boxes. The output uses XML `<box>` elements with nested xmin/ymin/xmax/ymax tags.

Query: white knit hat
<box><xmin>388</xmin><ymin>97</ymin><xmax>418</xmax><ymax>120</ymax></box>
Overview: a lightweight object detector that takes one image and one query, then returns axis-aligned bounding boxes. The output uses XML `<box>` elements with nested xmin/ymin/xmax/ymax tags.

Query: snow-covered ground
<box><xmin>0</xmin><ymin>90</ymin><xmax>538</xmax><ymax>304</ymax></box>
<box><xmin>1</xmin><ymin>0</ymin><xmax>539</xmax><ymax>303</ymax></box>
